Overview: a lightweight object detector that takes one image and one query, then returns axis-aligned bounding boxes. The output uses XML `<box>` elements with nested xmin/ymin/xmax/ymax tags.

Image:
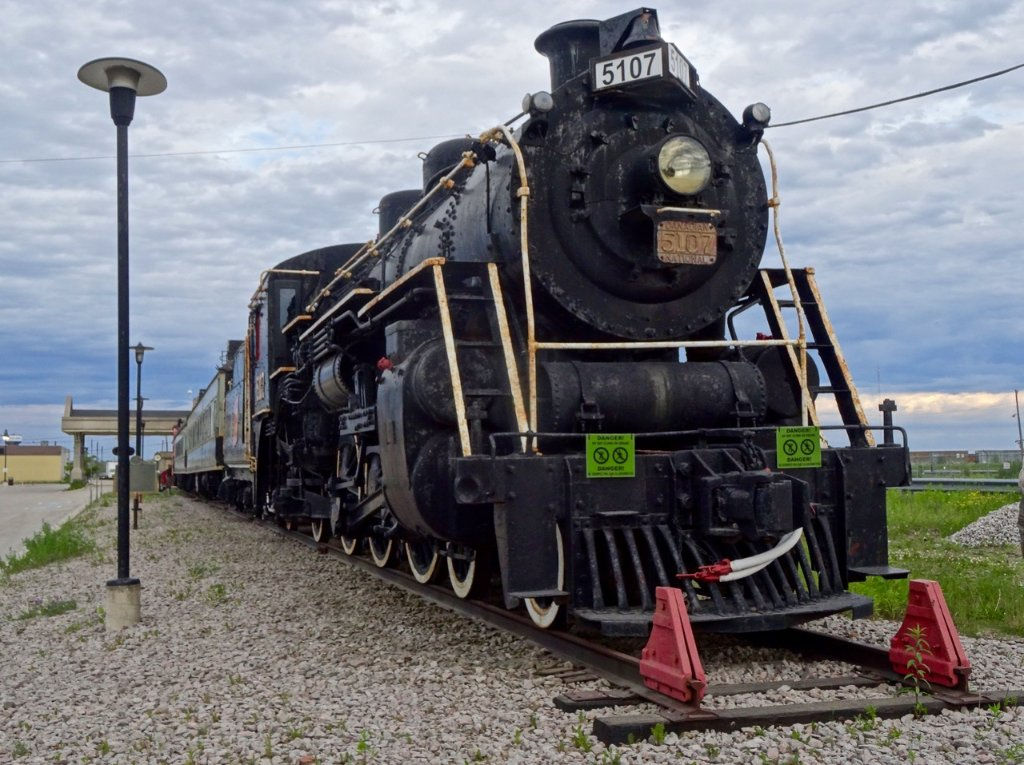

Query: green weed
<box><xmin>997</xmin><ymin>742</ymin><xmax>1024</xmax><ymax>764</ymax></box>
<box><xmin>650</xmin><ymin>721</ymin><xmax>667</xmax><ymax>745</ymax></box>
<box><xmin>1</xmin><ymin>519</ymin><xmax>95</xmax><ymax>577</ymax></box>
<box><xmin>571</xmin><ymin>723</ymin><xmax>592</xmax><ymax>752</ymax></box>
<box><xmin>897</xmin><ymin>624</ymin><xmax>933</xmax><ymax>712</ymax></box>
<box><xmin>17</xmin><ymin>598</ymin><xmax>77</xmax><ymax>620</ymax></box>
<box><xmin>205</xmin><ymin>583</ymin><xmax>228</xmax><ymax>605</ymax></box>
<box><xmin>187</xmin><ymin>561</ymin><xmax>219</xmax><ymax>581</ymax></box>
<box><xmin>852</xmin><ymin>704</ymin><xmax>879</xmax><ymax>731</ymax></box>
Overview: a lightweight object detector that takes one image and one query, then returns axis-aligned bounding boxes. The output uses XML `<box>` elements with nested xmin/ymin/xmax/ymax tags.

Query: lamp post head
<box><xmin>133</xmin><ymin>343</ymin><xmax>154</xmax><ymax>365</ymax></box>
<box><xmin>77</xmin><ymin>57</ymin><xmax>166</xmax><ymax>127</ymax></box>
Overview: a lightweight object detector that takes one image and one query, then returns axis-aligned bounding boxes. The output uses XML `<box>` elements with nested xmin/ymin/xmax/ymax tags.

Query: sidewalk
<box><xmin>0</xmin><ymin>482</ymin><xmax>101</xmax><ymax>559</ymax></box>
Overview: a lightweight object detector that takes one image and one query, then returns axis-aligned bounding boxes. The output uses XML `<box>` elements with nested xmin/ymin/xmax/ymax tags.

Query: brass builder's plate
<box><xmin>656</xmin><ymin>220</ymin><xmax>717</xmax><ymax>265</ymax></box>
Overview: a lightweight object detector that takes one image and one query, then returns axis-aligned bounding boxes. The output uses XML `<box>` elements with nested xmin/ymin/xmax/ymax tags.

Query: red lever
<box><xmin>676</xmin><ymin>559</ymin><xmax>733</xmax><ymax>582</ymax></box>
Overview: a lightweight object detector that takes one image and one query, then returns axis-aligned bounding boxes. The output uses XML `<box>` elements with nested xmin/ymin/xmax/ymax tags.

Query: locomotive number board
<box><xmin>656</xmin><ymin>220</ymin><xmax>717</xmax><ymax>265</ymax></box>
<box><xmin>591</xmin><ymin>42</ymin><xmax>695</xmax><ymax>94</ymax></box>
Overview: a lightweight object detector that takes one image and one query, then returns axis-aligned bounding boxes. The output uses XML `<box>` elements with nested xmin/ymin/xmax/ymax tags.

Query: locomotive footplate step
<box><xmin>573</xmin><ymin>592</ymin><xmax>875</xmax><ymax>636</ymax></box>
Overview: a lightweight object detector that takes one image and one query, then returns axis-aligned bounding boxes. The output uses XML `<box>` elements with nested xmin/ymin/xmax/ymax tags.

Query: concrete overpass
<box><xmin>61</xmin><ymin>396</ymin><xmax>191</xmax><ymax>480</ymax></box>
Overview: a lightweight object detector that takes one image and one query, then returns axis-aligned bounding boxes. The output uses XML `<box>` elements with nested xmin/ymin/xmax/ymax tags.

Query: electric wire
<box><xmin>0</xmin><ymin>133</ymin><xmax>464</xmax><ymax>165</ymax></box>
<box><xmin>1</xmin><ymin>62</ymin><xmax>1021</xmax><ymax>163</ymax></box>
<box><xmin>769</xmin><ymin>62</ymin><xmax>1024</xmax><ymax>128</ymax></box>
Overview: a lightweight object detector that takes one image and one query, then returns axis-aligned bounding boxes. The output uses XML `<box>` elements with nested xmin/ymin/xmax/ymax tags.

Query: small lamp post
<box><xmin>78</xmin><ymin>57</ymin><xmax>166</xmax><ymax>631</ymax></box>
<box><xmin>133</xmin><ymin>343</ymin><xmax>153</xmax><ymax>460</ymax></box>
<box><xmin>2</xmin><ymin>430</ymin><xmax>20</xmax><ymax>485</ymax></box>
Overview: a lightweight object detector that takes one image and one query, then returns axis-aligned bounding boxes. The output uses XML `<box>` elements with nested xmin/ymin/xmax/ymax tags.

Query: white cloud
<box><xmin>1</xmin><ymin>0</ymin><xmax>1022</xmax><ymax>452</ymax></box>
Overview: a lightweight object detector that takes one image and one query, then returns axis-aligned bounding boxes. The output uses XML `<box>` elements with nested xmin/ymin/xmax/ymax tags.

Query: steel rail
<box><xmin>209</xmin><ymin>499</ymin><xmax>1024</xmax><ymax>743</ymax></box>
<box><xmin>252</xmin><ymin>513</ymin><xmax>690</xmax><ymax>712</ymax></box>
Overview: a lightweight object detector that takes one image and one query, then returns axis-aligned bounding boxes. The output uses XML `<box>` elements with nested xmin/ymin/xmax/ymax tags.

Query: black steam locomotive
<box><xmin>174</xmin><ymin>7</ymin><xmax>910</xmax><ymax>634</ymax></box>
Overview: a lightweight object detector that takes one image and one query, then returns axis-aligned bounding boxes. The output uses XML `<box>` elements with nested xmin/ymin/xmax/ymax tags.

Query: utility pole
<box><xmin>1015</xmin><ymin>389</ymin><xmax>1023</xmax><ymax>457</ymax></box>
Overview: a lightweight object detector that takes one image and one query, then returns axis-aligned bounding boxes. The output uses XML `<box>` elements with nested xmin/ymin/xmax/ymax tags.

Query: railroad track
<box><xmin>212</xmin><ymin>498</ymin><xmax>1024</xmax><ymax>745</ymax></box>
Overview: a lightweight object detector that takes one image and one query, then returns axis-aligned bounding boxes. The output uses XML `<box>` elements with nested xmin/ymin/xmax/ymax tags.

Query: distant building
<box><xmin>909</xmin><ymin>450</ymin><xmax>971</xmax><ymax>464</ymax></box>
<box><xmin>0</xmin><ymin>444</ymin><xmax>69</xmax><ymax>483</ymax></box>
<box><xmin>974</xmin><ymin>449</ymin><xmax>1022</xmax><ymax>464</ymax></box>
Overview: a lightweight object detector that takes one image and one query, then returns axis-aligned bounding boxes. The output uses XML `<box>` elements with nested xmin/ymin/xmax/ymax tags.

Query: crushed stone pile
<box><xmin>948</xmin><ymin>502</ymin><xmax>1022</xmax><ymax>547</ymax></box>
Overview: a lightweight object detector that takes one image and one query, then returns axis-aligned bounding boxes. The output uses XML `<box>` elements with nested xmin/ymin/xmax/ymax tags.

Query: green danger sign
<box><xmin>586</xmin><ymin>433</ymin><xmax>635</xmax><ymax>478</ymax></box>
<box><xmin>776</xmin><ymin>426</ymin><xmax>822</xmax><ymax>468</ymax></box>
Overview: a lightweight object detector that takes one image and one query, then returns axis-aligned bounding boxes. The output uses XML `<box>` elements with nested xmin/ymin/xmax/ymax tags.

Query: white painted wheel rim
<box><xmin>525</xmin><ymin>526</ymin><xmax>564</xmax><ymax>629</ymax></box>
<box><xmin>310</xmin><ymin>519</ymin><xmax>326</xmax><ymax>543</ymax></box>
<box><xmin>369</xmin><ymin>537</ymin><xmax>393</xmax><ymax>568</ymax></box>
<box><xmin>447</xmin><ymin>555</ymin><xmax>476</xmax><ymax>599</ymax></box>
<box><xmin>406</xmin><ymin>541</ymin><xmax>439</xmax><ymax>584</ymax></box>
<box><xmin>340</xmin><ymin>536</ymin><xmax>358</xmax><ymax>555</ymax></box>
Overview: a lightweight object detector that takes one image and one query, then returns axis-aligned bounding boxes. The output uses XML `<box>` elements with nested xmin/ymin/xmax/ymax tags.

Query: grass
<box><xmin>17</xmin><ymin>598</ymin><xmax>77</xmax><ymax>620</ymax></box>
<box><xmin>0</xmin><ymin>517</ymin><xmax>96</xmax><ymax>578</ymax></box>
<box><xmin>851</xmin><ymin>490</ymin><xmax>1024</xmax><ymax>637</ymax></box>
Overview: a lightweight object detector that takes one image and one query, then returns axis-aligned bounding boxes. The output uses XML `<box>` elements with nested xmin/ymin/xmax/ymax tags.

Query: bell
<box><xmin>618</xmin><ymin>11</ymin><xmax>662</xmax><ymax>49</ymax></box>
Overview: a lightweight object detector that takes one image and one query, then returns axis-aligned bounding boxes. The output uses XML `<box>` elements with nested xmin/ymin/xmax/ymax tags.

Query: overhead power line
<box><xmin>1</xmin><ymin>62</ymin><xmax>1021</xmax><ymax>163</ymax></box>
<box><xmin>770</xmin><ymin>61</ymin><xmax>1024</xmax><ymax>128</ymax></box>
<box><xmin>0</xmin><ymin>133</ymin><xmax>464</xmax><ymax>165</ymax></box>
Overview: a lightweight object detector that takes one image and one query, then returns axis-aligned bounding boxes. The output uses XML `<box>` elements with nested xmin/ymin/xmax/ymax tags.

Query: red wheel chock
<box><xmin>888</xmin><ymin>579</ymin><xmax>971</xmax><ymax>689</ymax></box>
<box><xmin>639</xmin><ymin>586</ymin><xmax>707</xmax><ymax>703</ymax></box>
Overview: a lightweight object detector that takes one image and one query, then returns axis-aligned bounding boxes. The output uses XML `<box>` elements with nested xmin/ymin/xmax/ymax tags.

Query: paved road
<box><xmin>0</xmin><ymin>483</ymin><xmax>103</xmax><ymax>560</ymax></box>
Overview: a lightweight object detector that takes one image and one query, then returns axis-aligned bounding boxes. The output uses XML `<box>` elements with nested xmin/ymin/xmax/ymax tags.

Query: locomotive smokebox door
<box><xmin>491</xmin><ymin>458</ymin><xmax>565</xmax><ymax>604</ymax></box>
<box><xmin>623</xmin><ymin>204</ymin><xmax>719</xmax><ymax>267</ymax></box>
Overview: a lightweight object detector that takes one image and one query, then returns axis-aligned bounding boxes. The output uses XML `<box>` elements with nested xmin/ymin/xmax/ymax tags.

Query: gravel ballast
<box><xmin>2</xmin><ymin>493</ymin><xmax>1023</xmax><ymax>764</ymax></box>
<box><xmin>949</xmin><ymin>502</ymin><xmax>1022</xmax><ymax>547</ymax></box>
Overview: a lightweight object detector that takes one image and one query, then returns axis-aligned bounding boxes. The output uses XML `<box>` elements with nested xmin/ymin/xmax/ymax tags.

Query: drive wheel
<box><xmin>310</xmin><ymin>518</ymin><xmax>329</xmax><ymax>543</ymax></box>
<box><xmin>364</xmin><ymin>454</ymin><xmax>395</xmax><ymax>568</ymax></box>
<box><xmin>447</xmin><ymin>543</ymin><xmax>486</xmax><ymax>599</ymax></box>
<box><xmin>524</xmin><ymin>526</ymin><xmax>565</xmax><ymax>629</ymax></box>
<box><xmin>406</xmin><ymin>539</ymin><xmax>440</xmax><ymax>584</ymax></box>
<box><xmin>369</xmin><ymin>536</ymin><xmax>395</xmax><ymax>568</ymax></box>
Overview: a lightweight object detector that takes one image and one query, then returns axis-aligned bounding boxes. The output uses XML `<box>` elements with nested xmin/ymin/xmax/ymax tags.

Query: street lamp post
<box><xmin>133</xmin><ymin>343</ymin><xmax>153</xmax><ymax>460</ymax></box>
<box><xmin>78</xmin><ymin>57</ymin><xmax>166</xmax><ymax>630</ymax></box>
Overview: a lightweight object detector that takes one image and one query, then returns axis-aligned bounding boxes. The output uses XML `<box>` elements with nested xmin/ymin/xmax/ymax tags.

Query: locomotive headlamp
<box><xmin>656</xmin><ymin>136</ymin><xmax>712</xmax><ymax>195</ymax></box>
<box><xmin>521</xmin><ymin>91</ymin><xmax>555</xmax><ymax>114</ymax></box>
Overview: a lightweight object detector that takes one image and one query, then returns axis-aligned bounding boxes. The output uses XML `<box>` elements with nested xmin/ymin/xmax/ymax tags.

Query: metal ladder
<box><xmin>432</xmin><ymin>262</ymin><xmax>529</xmax><ymax>456</ymax></box>
<box><xmin>754</xmin><ymin>268</ymin><xmax>874</xmax><ymax>447</ymax></box>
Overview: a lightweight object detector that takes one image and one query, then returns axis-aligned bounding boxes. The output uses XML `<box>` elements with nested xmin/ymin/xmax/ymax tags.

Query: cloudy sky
<box><xmin>1</xmin><ymin>0</ymin><xmax>1022</xmax><ymax>456</ymax></box>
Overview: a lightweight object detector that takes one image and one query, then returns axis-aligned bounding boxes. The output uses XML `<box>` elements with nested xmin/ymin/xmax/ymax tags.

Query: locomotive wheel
<box><xmin>310</xmin><ymin>518</ymin><xmax>328</xmax><ymax>543</ymax></box>
<box><xmin>339</xmin><ymin>535</ymin><xmax>360</xmax><ymax>555</ymax></box>
<box><xmin>368</xmin><ymin>536</ymin><xmax>395</xmax><ymax>568</ymax></box>
<box><xmin>363</xmin><ymin>454</ymin><xmax>395</xmax><ymax>568</ymax></box>
<box><xmin>405</xmin><ymin>540</ymin><xmax>440</xmax><ymax>584</ymax></box>
<box><xmin>447</xmin><ymin>544</ymin><xmax>485</xmax><ymax>599</ymax></box>
<box><xmin>524</xmin><ymin>526</ymin><xmax>565</xmax><ymax>629</ymax></box>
